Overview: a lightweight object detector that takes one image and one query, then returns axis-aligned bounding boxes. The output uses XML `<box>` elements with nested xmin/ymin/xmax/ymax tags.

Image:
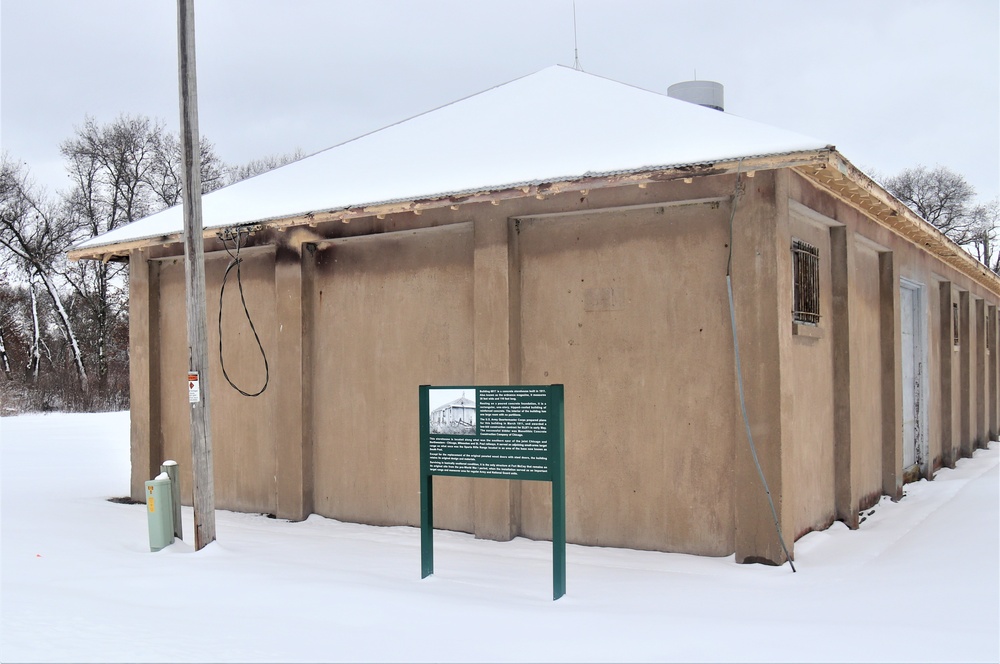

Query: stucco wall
<box><xmin>309</xmin><ymin>224</ymin><xmax>476</xmax><ymax>531</ymax></box>
<box><xmin>516</xmin><ymin>202</ymin><xmax>736</xmax><ymax>555</ymax></box>
<box><xmin>785</xmin><ymin>168</ymin><xmax>1000</xmax><ymax>532</ymax></box>
<box><xmin>782</xmin><ymin>209</ymin><xmax>837</xmax><ymax>538</ymax></box>
<box><xmin>155</xmin><ymin>250</ymin><xmax>279</xmax><ymax>514</ymax></box>
<box><xmin>126</xmin><ymin>166</ymin><xmax>1000</xmax><ymax>563</ymax></box>
<box><xmin>848</xmin><ymin>243</ymin><xmax>885</xmax><ymax>507</ymax></box>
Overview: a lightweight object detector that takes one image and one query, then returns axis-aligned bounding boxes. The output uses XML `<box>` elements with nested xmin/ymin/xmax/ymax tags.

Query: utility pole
<box><xmin>177</xmin><ymin>0</ymin><xmax>216</xmax><ymax>550</ymax></box>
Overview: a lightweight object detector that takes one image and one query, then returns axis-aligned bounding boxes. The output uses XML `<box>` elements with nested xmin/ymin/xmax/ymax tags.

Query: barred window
<box><xmin>792</xmin><ymin>240</ymin><xmax>820</xmax><ymax>325</ymax></box>
<box><xmin>953</xmin><ymin>302</ymin><xmax>960</xmax><ymax>348</ymax></box>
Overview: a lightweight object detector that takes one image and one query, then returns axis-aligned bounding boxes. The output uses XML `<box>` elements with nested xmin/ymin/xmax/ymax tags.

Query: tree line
<box><xmin>876</xmin><ymin>166</ymin><xmax>999</xmax><ymax>271</ymax></box>
<box><xmin>2</xmin><ymin>113</ymin><xmax>997</xmax><ymax>415</ymax></box>
<box><xmin>1</xmin><ymin>114</ymin><xmax>301</xmax><ymax>414</ymax></box>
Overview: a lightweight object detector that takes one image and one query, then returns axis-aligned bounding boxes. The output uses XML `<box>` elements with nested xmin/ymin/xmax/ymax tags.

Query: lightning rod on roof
<box><xmin>573</xmin><ymin>1</ymin><xmax>582</xmax><ymax>71</ymax></box>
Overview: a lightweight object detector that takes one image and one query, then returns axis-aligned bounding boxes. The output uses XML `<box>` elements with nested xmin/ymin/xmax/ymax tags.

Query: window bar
<box><xmin>953</xmin><ymin>302</ymin><xmax>960</xmax><ymax>347</ymax></box>
<box><xmin>792</xmin><ymin>240</ymin><xmax>820</xmax><ymax>325</ymax></box>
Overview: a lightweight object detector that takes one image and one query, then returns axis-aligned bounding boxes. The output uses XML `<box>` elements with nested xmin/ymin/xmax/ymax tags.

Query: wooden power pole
<box><xmin>177</xmin><ymin>0</ymin><xmax>216</xmax><ymax>550</ymax></box>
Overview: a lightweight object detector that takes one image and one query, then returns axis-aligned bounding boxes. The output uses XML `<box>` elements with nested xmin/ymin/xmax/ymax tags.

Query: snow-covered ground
<box><xmin>1</xmin><ymin>411</ymin><xmax>997</xmax><ymax>663</ymax></box>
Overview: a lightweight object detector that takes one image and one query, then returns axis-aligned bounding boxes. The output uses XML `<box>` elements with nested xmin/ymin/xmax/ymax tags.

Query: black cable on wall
<box><xmin>218</xmin><ymin>227</ymin><xmax>269</xmax><ymax>398</ymax></box>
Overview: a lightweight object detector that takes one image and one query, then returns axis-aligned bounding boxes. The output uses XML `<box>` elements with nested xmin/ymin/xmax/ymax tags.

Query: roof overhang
<box><xmin>67</xmin><ymin>149</ymin><xmax>832</xmax><ymax>262</ymax></box>
<box><xmin>69</xmin><ymin>146</ymin><xmax>1000</xmax><ymax>297</ymax></box>
<box><xmin>795</xmin><ymin>150</ymin><xmax>1000</xmax><ymax>294</ymax></box>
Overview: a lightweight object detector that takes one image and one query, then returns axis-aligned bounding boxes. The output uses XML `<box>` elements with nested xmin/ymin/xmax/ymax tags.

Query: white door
<box><xmin>900</xmin><ymin>283</ymin><xmax>924</xmax><ymax>472</ymax></box>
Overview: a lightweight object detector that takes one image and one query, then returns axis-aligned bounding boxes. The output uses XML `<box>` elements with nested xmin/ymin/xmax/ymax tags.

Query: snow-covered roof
<box><xmin>74</xmin><ymin>65</ymin><xmax>830</xmax><ymax>253</ymax></box>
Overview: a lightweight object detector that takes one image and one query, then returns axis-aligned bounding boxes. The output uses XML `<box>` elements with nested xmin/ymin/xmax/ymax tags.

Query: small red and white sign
<box><xmin>188</xmin><ymin>371</ymin><xmax>201</xmax><ymax>403</ymax></box>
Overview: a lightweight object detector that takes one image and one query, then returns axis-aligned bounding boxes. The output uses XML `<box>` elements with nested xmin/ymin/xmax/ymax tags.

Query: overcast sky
<box><xmin>2</xmin><ymin>0</ymin><xmax>998</xmax><ymax>203</ymax></box>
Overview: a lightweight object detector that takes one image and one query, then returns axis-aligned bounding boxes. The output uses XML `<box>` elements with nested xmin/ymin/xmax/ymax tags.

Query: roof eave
<box><xmin>68</xmin><ymin>148</ymin><xmax>833</xmax><ymax>262</ymax></box>
<box><xmin>795</xmin><ymin>151</ymin><xmax>1000</xmax><ymax>294</ymax></box>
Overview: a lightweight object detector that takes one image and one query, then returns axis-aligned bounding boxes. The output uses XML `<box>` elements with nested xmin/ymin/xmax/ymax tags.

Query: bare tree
<box><xmin>966</xmin><ymin>199</ymin><xmax>1000</xmax><ymax>273</ymax></box>
<box><xmin>0</xmin><ymin>269</ymin><xmax>23</xmax><ymax>382</ymax></box>
<box><xmin>878</xmin><ymin>165</ymin><xmax>999</xmax><ymax>273</ymax></box>
<box><xmin>226</xmin><ymin>148</ymin><xmax>305</xmax><ymax>183</ymax></box>
<box><xmin>0</xmin><ymin>328</ymin><xmax>10</xmax><ymax>380</ymax></box>
<box><xmin>27</xmin><ymin>279</ymin><xmax>42</xmax><ymax>381</ymax></box>
<box><xmin>147</xmin><ymin>131</ymin><xmax>227</xmax><ymax>208</ymax></box>
<box><xmin>59</xmin><ymin>114</ymin><xmax>224</xmax><ymax>394</ymax></box>
<box><xmin>0</xmin><ymin>154</ymin><xmax>88</xmax><ymax>390</ymax></box>
<box><xmin>0</xmin><ymin>280</ymin><xmax>22</xmax><ymax>382</ymax></box>
<box><xmin>61</xmin><ymin>115</ymin><xmax>162</xmax><ymax>234</ymax></box>
<box><xmin>880</xmin><ymin>165</ymin><xmax>979</xmax><ymax>245</ymax></box>
<box><xmin>2</xmin><ymin>115</ymin><xmax>306</xmax><ymax>413</ymax></box>
<box><xmin>60</xmin><ymin>116</ymin><xmax>149</xmax><ymax>394</ymax></box>
<box><xmin>62</xmin><ymin>113</ymin><xmax>227</xmax><ymax>226</ymax></box>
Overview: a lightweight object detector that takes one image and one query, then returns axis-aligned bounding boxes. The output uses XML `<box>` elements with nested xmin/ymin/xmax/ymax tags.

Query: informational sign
<box><xmin>419</xmin><ymin>384</ymin><xmax>565</xmax><ymax>600</ymax></box>
<box><xmin>188</xmin><ymin>372</ymin><xmax>200</xmax><ymax>404</ymax></box>
<box><xmin>427</xmin><ymin>387</ymin><xmax>554</xmax><ymax>480</ymax></box>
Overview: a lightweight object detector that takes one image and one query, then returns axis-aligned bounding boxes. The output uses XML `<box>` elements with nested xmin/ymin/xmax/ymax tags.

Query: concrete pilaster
<box><xmin>732</xmin><ymin>169</ymin><xmax>788</xmax><ymax>565</ymax></box>
<box><xmin>989</xmin><ymin>305</ymin><xmax>998</xmax><ymax>441</ymax></box>
<box><xmin>129</xmin><ymin>250</ymin><xmax>162</xmax><ymax>502</ymax></box>
<box><xmin>960</xmin><ymin>291</ymin><xmax>972</xmax><ymax>457</ymax></box>
<box><xmin>472</xmin><ymin>214</ymin><xmax>519</xmax><ymax>540</ymax></box>
<box><xmin>938</xmin><ymin>282</ymin><xmax>955</xmax><ymax>468</ymax></box>
<box><xmin>975</xmin><ymin>298</ymin><xmax>986</xmax><ymax>448</ymax></box>
<box><xmin>830</xmin><ymin>226</ymin><xmax>857</xmax><ymax>526</ymax></box>
<box><xmin>879</xmin><ymin>252</ymin><xmax>902</xmax><ymax>500</ymax></box>
<box><xmin>274</xmin><ymin>244</ymin><xmax>312</xmax><ymax>520</ymax></box>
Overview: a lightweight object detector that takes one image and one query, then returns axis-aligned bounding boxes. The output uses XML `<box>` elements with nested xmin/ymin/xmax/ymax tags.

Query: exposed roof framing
<box><xmin>70</xmin><ymin>147</ymin><xmax>1000</xmax><ymax>298</ymax></box>
<box><xmin>67</xmin><ymin>150</ymin><xmax>831</xmax><ymax>262</ymax></box>
<box><xmin>795</xmin><ymin>151</ymin><xmax>1000</xmax><ymax>293</ymax></box>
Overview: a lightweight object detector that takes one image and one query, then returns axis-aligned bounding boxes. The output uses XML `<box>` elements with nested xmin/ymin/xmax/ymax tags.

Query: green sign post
<box><xmin>419</xmin><ymin>384</ymin><xmax>566</xmax><ymax>600</ymax></box>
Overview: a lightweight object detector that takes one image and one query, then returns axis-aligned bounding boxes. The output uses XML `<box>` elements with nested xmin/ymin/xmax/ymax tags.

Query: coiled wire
<box><xmin>218</xmin><ymin>229</ymin><xmax>269</xmax><ymax>397</ymax></box>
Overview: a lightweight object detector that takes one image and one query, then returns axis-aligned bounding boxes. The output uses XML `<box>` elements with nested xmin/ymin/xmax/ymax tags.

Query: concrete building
<box><xmin>70</xmin><ymin>66</ymin><xmax>1000</xmax><ymax>565</ymax></box>
<box><xmin>430</xmin><ymin>394</ymin><xmax>477</xmax><ymax>430</ymax></box>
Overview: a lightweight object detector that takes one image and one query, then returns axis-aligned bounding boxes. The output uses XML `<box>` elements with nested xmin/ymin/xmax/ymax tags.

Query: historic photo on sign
<box><xmin>428</xmin><ymin>388</ymin><xmax>477</xmax><ymax>435</ymax></box>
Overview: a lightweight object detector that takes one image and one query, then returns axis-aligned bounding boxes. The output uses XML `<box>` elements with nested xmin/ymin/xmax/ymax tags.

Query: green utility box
<box><xmin>145</xmin><ymin>476</ymin><xmax>175</xmax><ymax>552</ymax></box>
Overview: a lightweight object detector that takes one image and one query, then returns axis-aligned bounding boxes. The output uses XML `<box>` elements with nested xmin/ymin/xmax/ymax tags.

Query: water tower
<box><xmin>667</xmin><ymin>80</ymin><xmax>725</xmax><ymax>111</ymax></box>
